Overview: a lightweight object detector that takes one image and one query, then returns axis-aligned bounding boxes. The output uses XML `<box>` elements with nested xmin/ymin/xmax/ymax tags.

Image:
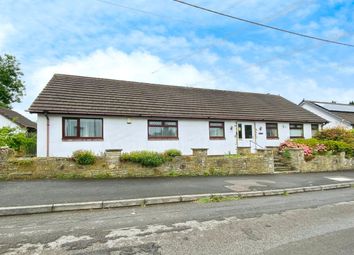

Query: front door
<box><xmin>237</xmin><ymin>122</ymin><xmax>255</xmax><ymax>149</ymax></box>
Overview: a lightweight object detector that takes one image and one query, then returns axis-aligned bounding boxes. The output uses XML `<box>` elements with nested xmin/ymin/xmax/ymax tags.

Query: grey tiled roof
<box><xmin>303</xmin><ymin>100</ymin><xmax>354</xmax><ymax>124</ymax></box>
<box><xmin>29</xmin><ymin>74</ymin><xmax>325</xmax><ymax>123</ymax></box>
<box><xmin>0</xmin><ymin>108</ymin><xmax>36</xmax><ymax>129</ymax></box>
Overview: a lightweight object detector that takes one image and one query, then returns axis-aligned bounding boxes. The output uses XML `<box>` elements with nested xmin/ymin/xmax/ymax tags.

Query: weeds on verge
<box><xmin>197</xmin><ymin>195</ymin><xmax>240</xmax><ymax>203</ymax></box>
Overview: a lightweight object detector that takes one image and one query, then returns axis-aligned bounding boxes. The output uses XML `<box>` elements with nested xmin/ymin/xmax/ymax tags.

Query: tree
<box><xmin>349</xmin><ymin>101</ymin><xmax>354</xmax><ymax>105</ymax></box>
<box><xmin>0</xmin><ymin>54</ymin><xmax>25</xmax><ymax>108</ymax></box>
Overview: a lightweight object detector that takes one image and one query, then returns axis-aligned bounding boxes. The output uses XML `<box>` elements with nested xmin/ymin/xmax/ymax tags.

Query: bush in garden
<box><xmin>164</xmin><ymin>149</ymin><xmax>182</xmax><ymax>158</ymax></box>
<box><xmin>0</xmin><ymin>127</ymin><xmax>37</xmax><ymax>156</ymax></box>
<box><xmin>292</xmin><ymin>138</ymin><xmax>327</xmax><ymax>155</ymax></box>
<box><xmin>321</xmin><ymin>140</ymin><xmax>353</xmax><ymax>157</ymax></box>
<box><xmin>279</xmin><ymin>140</ymin><xmax>313</xmax><ymax>157</ymax></box>
<box><xmin>72</xmin><ymin>150</ymin><xmax>96</xmax><ymax>165</ymax></box>
<box><xmin>120</xmin><ymin>151</ymin><xmax>166</xmax><ymax>167</ymax></box>
<box><xmin>292</xmin><ymin>138</ymin><xmax>321</xmax><ymax>148</ymax></box>
<box><xmin>314</xmin><ymin>144</ymin><xmax>327</xmax><ymax>155</ymax></box>
<box><xmin>315</xmin><ymin>127</ymin><xmax>353</xmax><ymax>144</ymax></box>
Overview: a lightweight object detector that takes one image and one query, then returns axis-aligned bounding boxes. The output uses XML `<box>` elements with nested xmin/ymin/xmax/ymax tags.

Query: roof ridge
<box><xmin>53</xmin><ymin>73</ymin><xmax>280</xmax><ymax>97</ymax></box>
<box><xmin>304</xmin><ymin>99</ymin><xmax>354</xmax><ymax>106</ymax></box>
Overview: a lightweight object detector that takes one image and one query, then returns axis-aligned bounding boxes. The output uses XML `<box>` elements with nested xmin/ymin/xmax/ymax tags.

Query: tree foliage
<box><xmin>0</xmin><ymin>54</ymin><xmax>25</xmax><ymax>108</ymax></box>
<box><xmin>0</xmin><ymin>127</ymin><xmax>36</xmax><ymax>156</ymax></box>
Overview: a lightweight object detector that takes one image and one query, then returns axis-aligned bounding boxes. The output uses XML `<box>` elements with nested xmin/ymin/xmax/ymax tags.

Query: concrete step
<box><xmin>274</xmin><ymin>163</ymin><xmax>290</xmax><ymax>167</ymax></box>
<box><xmin>275</xmin><ymin>167</ymin><xmax>290</xmax><ymax>171</ymax></box>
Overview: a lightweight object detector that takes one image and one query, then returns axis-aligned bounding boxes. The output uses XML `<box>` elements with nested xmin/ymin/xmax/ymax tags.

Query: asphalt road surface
<box><xmin>2</xmin><ymin>170</ymin><xmax>354</xmax><ymax>206</ymax></box>
<box><xmin>1</xmin><ymin>188</ymin><xmax>354</xmax><ymax>254</ymax></box>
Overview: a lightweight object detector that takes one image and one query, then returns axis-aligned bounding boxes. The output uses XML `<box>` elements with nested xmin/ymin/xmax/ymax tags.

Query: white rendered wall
<box><xmin>0</xmin><ymin>115</ymin><xmax>20</xmax><ymax>129</ymax></box>
<box><xmin>37</xmin><ymin>114</ymin><xmax>237</xmax><ymax>157</ymax></box>
<box><xmin>301</xmin><ymin>103</ymin><xmax>352</xmax><ymax>129</ymax></box>
<box><xmin>255</xmin><ymin>122</ymin><xmax>313</xmax><ymax>148</ymax></box>
<box><xmin>36</xmin><ymin>114</ymin><xmax>319</xmax><ymax>157</ymax></box>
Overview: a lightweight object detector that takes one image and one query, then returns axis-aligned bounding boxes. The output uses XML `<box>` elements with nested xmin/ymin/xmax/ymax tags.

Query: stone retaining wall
<box><xmin>287</xmin><ymin>149</ymin><xmax>354</xmax><ymax>173</ymax></box>
<box><xmin>0</xmin><ymin>150</ymin><xmax>274</xmax><ymax>180</ymax></box>
<box><xmin>1</xmin><ymin>148</ymin><xmax>353</xmax><ymax>180</ymax></box>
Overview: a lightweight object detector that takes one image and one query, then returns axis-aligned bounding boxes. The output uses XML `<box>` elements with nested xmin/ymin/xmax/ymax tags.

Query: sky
<box><xmin>0</xmin><ymin>0</ymin><xmax>353</xmax><ymax>120</ymax></box>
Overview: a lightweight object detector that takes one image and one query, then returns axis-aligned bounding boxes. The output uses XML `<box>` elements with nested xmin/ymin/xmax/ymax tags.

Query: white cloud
<box><xmin>29</xmin><ymin>47</ymin><xmax>216</xmax><ymax>91</ymax></box>
<box><xmin>0</xmin><ymin>22</ymin><xmax>15</xmax><ymax>50</ymax></box>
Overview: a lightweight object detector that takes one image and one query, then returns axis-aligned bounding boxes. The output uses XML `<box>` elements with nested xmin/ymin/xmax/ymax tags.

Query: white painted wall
<box><xmin>36</xmin><ymin>114</ymin><xmax>318</xmax><ymax>157</ymax></box>
<box><xmin>301</xmin><ymin>102</ymin><xmax>352</xmax><ymax>129</ymax></box>
<box><xmin>254</xmin><ymin>122</ymin><xmax>312</xmax><ymax>148</ymax></box>
<box><xmin>0</xmin><ymin>115</ymin><xmax>20</xmax><ymax>129</ymax></box>
<box><xmin>37</xmin><ymin>114</ymin><xmax>236</xmax><ymax>157</ymax></box>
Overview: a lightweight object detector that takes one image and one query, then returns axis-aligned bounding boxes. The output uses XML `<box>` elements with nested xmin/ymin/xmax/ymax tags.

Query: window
<box><xmin>245</xmin><ymin>125</ymin><xmax>253</xmax><ymax>139</ymax></box>
<box><xmin>238</xmin><ymin>124</ymin><xmax>242</xmax><ymax>139</ymax></box>
<box><xmin>209</xmin><ymin>122</ymin><xmax>225</xmax><ymax>139</ymax></box>
<box><xmin>311</xmin><ymin>124</ymin><xmax>319</xmax><ymax>137</ymax></box>
<box><xmin>290</xmin><ymin>123</ymin><xmax>303</xmax><ymax>138</ymax></box>
<box><xmin>148</xmin><ymin>120</ymin><xmax>178</xmax><ymax>139</ymax></box>
<box><xmin>266</xmin><ymin>123</ymin><xmax>278</xmax><ymax>139</ymax></box>
<box><xmin>238</xmin><ymin>124</ymin><xmax>253</xmax><ymax>139</ymax></box>
<box><xmin>63</xmin><ymin>118</ymin><xmax>103</xmax><ymax>139</ymax></box>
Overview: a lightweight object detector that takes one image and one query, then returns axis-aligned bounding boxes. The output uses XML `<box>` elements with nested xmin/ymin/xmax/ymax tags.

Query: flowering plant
<box><xmin>279</xmin><ymin>140</ymin><xmax>313</xmax><ymax>160</ymax></box>
<box><xmin>279</xmin><ymin>140</ymin><xmax>313</xmax><ymax>157</ymax></box>
<box><xmin>314</xmin><ymin>144</ymin><xmax>327</xmax><ymax>154</ymax></box>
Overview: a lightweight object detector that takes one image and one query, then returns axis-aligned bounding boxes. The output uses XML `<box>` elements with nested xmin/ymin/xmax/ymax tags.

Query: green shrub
<box><xmin>292</xmin><ymin>136</ymin><xmax>354</xmax><ymax>158</ymax></box>
<box><xmin>292</xmin><ymin>138</ymin><xmax>320</xmax><ymax>148</ymax></box>
<box><xmin>0</xmin><ymin>127</ymin><xmax>36</xmax><ymax>156</ymax></box>
<box><xmin>321</xmin><ymin>140</ymin><xmax>353</xmax><ymax>157</ymax></box>
<box><xmin>72</xmin><ymin>150</ymin><xmax>96</xmax><ymax>165</ymax></box>
<box><xmin>315</xmin><ymin>127</ymin><xmax>353</xmax><ymax>144</ymax></box>
<box><xmin>120</xmin><ymin>151</ymin><xmax>166</xmax><ymax>167</ymax></box>
<box><xmin>164</xmin><ymin>149</ymin><xmax>182</xmax><ymax>158</ymax></box>
<box><xmin>282</xmin><ymin>149</ymin><xmax>291</xmax><ymax>159</ymax></box>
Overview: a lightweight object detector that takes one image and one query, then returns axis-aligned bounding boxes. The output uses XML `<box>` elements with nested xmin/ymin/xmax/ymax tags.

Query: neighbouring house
<box><xmin>29</xmin><ymin>74</ymin><xmax>326</xmax><ymax>157</ymax></box>
<box><xmin>0</xmin><ymin>107</ymin><xmax>37</xmax><ymax>133</ymax></box>
<box><xmin>300</xmin><ymin>100</ymin><xmax>354</xmax><ymax>129</ymax></box>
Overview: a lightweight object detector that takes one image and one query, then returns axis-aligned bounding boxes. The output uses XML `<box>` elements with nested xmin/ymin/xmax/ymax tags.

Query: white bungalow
<box><xmin>29</xmin><ymin>74</ymin><xmax>325</xmax><ymax>157</ymax></box>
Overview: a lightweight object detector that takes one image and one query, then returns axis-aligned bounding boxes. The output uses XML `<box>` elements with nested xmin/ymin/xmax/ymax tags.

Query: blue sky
<box><xmin>0</xmin><ymin>0</ymin><xmax>353</xmax><ymax>120</ymax></box>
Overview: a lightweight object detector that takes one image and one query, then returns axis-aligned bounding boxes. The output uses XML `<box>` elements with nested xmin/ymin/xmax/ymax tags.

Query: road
<box><xmin>2</xmin><ymin>170</ymin><xmax>354</xmax><ymax>206</ymax></box>
<box><xmin>1</xmin><ymin>188</ymin><xmax>354</xmax><ymax>254</ymax></box>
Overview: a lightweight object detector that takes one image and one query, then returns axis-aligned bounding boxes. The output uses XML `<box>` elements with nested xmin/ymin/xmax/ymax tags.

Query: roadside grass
<box><xmin>197</xmin><ymin>195</ymin><xmax>241</xmax><ymax>203</ymax></box>
<box><xmin>282</xmin><ymin>190</ymin><xmax>289</xmax><ymax>196</ymax></box>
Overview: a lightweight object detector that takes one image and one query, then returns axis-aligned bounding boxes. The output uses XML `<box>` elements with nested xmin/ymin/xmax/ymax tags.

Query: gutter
<box><xmin>44</xmin><ymin>112</ymin><xmax>49</xmax><ymax>157</ymax></box>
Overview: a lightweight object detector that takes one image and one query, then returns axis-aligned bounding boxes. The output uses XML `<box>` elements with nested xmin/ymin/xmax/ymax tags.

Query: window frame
<box><xmin>148</xmin><ymin>120</ymin><xmax>179</xmax><ymax>140</ymax></box>
<box><xmin>62</xmin><ymin>117</ymin><xmax>104</xmax><ymax>140</ymax></box>
<box><xmin>244</xmin><ymin>124</ymin><xmax>253</xmax><ymax>139</ymax></box>
<box><xmin>289</xmin><ymin>123</ymin><xmax>304</xmax><ymax>138</ymax></box>
<box><xmin>266</xmin><ymin>123</ymin><xmax>279</xmax><ymax>139</ymax></box>
<box><xmin>311</xmin><ymin>124</ymin><xmax>319</xmax><ymax>136</ymax></box>
<box><xmin>209</xmin><ymin>121</ymin><xmax>225</xmax><ymax>140</ymax></box>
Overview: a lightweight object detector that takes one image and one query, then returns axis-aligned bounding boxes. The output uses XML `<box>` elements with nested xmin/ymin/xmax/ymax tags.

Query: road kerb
<box><xmin>0</xmin><ymin>204</ymin><xmax>53</xmax><ymax>216</ymax></box>
<box><xmin>263</xmin><ymin>189</ymin><xmax>286</xmax><ymax>196</ymax></box>
<box><xmin>145</xmin><ymin>196</ymin><xmax>182</xmax><ymax>205</ymax></box>
<box><xmin>283</xmin><ymin>187</ymin><xmax>305</xmax><ymax>194</ymax></box>
<box><xmin>103</xmin><ymin>198</ymin><xmax>145</xmax><ymax>208</ymax></box>
<box><xmin>303</xmin><ymin>186</ymin><xmax>322</xmax><ymax>192</ymax></box>
<box><xmin>52</xmin><ymin>201</ymin><xmax>103</xmax><ymax>212</ymax></box>
<box><xmin>211</xmin><ymin>192</ymin><xmax>239</xmax><ymax>197</ymax></box>
<box><xmin>239</xmin><ymin>191</ymin><xmax>264</xmax><ymax>198</ymax></box>
<box><xmin>181</xmin><ymin>194</ymin><xmax>212</xmax><ymax>202</ymax></box>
